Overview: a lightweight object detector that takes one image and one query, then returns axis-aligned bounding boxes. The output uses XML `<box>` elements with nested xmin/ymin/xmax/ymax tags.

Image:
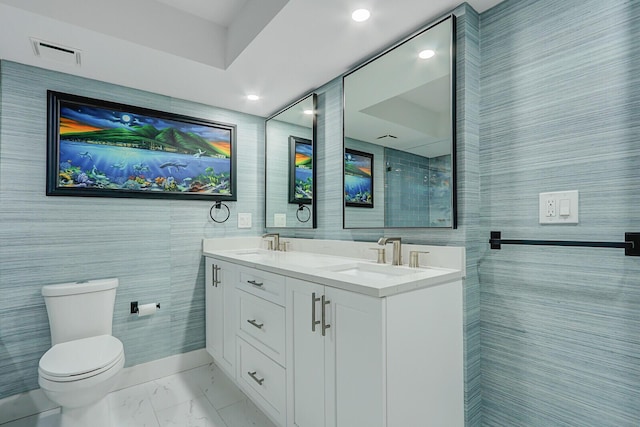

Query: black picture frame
<box><xmin>46</xmin><ymin>90</ymin><xmax>237</xmax><ymax>201</ymax></box>
<box><xmin>344</xmin><ymin>148</ymin><xmax>374</xmax><ymax>208</ymax></box>
<box><xmin>288</xmin><ymin>136</ymin><xmax>313</xmax><ymax>204</ymax></box>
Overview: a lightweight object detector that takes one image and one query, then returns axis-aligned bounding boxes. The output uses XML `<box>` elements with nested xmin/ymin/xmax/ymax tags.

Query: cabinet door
<box><xmin>286</xmin><ymin>278</ymin><xmax>326</xmax><ymax>427</ymax></box>
<box><xmin>205</xmin><ymin>258</ymin><xmax>237</xmax><ymax>376</ymax></box>
<box><xmin>325</xmin><ymin>286</ymin><xmax>384</xmax><ymax>427</ymax></box>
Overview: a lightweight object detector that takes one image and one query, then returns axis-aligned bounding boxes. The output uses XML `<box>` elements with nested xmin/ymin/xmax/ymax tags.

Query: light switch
<box><xmin>559</xmin><ymin>199</ymin><xmax>571</xmax><ymax>217</ymax></box>
<box><xmin>274</xmin><ymin>214</ymin><xmax>286</xmax><ymax>227</ymax></box>
<box><xmin>238</xmin><ymin>213</ymin><xmax>252</xmax><ymax>228</ymax></box>
<box><xmin>539</xmin><ymin>191</ymin><xmax>578</xmax><ymax>224</ymax></box>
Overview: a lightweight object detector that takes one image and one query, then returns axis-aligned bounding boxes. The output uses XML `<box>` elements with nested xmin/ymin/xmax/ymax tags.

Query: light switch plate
<box><xmin>539</xmin><ymin>191</ymin><xmax>579</xmax><ymax>224</ymax></box>
<box><xmin>238</xmin><ymin>213</ymin><xmax>252</xmax><ymax>228</ymax></box>
<box><xmin>274</xmin><ymin>214</ymin><xmax>286</xmax><ymax>227</ymax></box>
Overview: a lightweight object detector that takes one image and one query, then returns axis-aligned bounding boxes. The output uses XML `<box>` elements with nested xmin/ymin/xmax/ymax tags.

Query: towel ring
<box><xmin>296</xmin><ymin>204</ymin><xmax>311</xmax><ymax>223</ymax></box>
<box><xmin>209</xmin><ymin>201</ymin><xmax>230</xmax><ymax>223</ymax></box>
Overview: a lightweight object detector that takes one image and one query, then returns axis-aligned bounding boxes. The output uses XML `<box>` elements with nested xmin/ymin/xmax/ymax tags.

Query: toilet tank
<box><xmin>42</xmin><ymin>278</ymin><xmax>118</xmax><ymax>345</ymax></box>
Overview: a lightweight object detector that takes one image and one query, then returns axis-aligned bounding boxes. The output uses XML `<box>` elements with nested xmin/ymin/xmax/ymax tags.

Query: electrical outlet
<box><xmin>546</xmin><ymin>198</ymin><xmax>556</xmax><ymax>217</ymax></box>
<box><xmin>539</xmin><ymin>191</ymin><xmax>579</xmax><ymax>224</ymax></box>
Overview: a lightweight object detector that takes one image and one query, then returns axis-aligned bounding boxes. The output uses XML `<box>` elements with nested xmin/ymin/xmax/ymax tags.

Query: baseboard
<box><xmin>0</xmin><ymin>348</ymin><xmax>213</xmax><ymax>425</ymax></box>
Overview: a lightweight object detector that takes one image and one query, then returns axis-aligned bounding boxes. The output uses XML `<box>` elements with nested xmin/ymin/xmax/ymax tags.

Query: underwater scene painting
<box><xmin>290</xmin><ymin>137</ymin><xmax>313</xmax><ymax>204</ymax></box>
<box><xmin>47</xmin><ymin>92</ymin><xmax>236</xmax><ymax>200</ymax></box>
<box><xmin>344</xmin><ymin>148</ymin><xmax>373</xmax><ymax>208</ymax></box>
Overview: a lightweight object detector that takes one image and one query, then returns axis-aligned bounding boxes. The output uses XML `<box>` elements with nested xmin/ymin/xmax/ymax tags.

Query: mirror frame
<box><xmin>342</xmin><ymin>15</ymin><xmax>457</xmax><ymax>229</ymax></box>
<box><xmin>265</xmin><ymin>93</ymin><xmax>317</xmax><ymax>229</ymax></box>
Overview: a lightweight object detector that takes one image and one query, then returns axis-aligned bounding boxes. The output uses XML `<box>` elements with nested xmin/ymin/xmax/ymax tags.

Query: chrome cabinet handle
<box><xmin>247</xmin><ymin>280</ymin><xmax>264</xmax><ymax>287</ymax></box>
<box><xmin>212</xmin><ymin>265</ymin><xmax>221</xmax><ymax>287</ymax></box>
<box><xmin>247</xmin><ymin>319</ymin><xmax>264</xmax><ymax>329</ymax></box>
<box><xmin>321</xmin><ymin>295</ymin><xmax>331</xmax><ymax>337</ymax></box>
<box><xmin>311</xmin><ymin>292</ymin><xmax>321</xmax><ymax>332</ymax></box>
<box><xmin>248</xmin><ymin>371</ymin><xmax>264</xmax><ymax>385</ymax></box>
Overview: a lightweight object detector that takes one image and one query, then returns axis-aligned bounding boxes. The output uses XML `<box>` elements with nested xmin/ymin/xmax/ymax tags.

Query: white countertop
<box><xmin>203</xmin><ymin>247</ymin><xmax>462</xmax><ymax>298</ymax></box>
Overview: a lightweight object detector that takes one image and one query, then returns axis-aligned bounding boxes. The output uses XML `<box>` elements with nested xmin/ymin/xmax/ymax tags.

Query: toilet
<box><xmin>38</xmin><ymin>278</ymin><xmax>125</xmax><ymax>427</ymax></box>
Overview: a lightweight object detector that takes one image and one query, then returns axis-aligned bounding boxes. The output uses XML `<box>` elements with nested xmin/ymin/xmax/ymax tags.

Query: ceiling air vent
<box><xmin>30</xmin><ymin>38</ymin><xmax>82</xmax><ymax>66</ymax></box>
<box><xmin>376</xmin><ymin>134</ymin><xmax>398</xmax><ymax>140</ymax></box>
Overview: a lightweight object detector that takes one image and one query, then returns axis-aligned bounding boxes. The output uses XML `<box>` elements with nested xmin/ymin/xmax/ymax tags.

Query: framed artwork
<box><xmin>344</xmin><ymin>148</ymin><xmax>373</xmax><ymax>208</ymax></box>
<box><xmin>288</xmin><ymin>136</ymin><xmax>313</xmax><ymax>204</ymax></box>
<box><xmin>46</xmin><ymin>91</ymin><xmax>237</xmax><ymax>200</ymax></box>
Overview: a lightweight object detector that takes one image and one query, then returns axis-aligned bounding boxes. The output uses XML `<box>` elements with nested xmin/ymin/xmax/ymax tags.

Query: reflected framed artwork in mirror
<box><xmin>265</xmin><ymin>93</ymin><xmax>317</xmax><ymax>228</ymax></box>
<box><xmin>343</xmin><ymin>15</ymin><xmax>456</xmax><ymax>228</ymax></box>
<box><xmin>344</xmin><ymin>148</ymin><xmax>373</xmax><ymax>208</ymax></box>
<box><xmin>289</xmin><ymin>136</ymin><xmax>312</xmax><ymax>204</ymax></box>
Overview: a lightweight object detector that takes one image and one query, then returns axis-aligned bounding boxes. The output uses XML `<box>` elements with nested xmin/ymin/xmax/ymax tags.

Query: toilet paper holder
<box><xmin>130</xmin><ymin>301</ymin><xmax>160</xmax><ymax>314</ymax></box>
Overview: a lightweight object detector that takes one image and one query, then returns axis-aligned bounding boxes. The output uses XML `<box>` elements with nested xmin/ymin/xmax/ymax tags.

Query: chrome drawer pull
<box><xmin>247</xmin><ymin>319</ymin><xmax>264</xmax><ymax>329</ymax></box>
<box><xmin>248</xmin><ymin>371</ymin><xmax>264</xmax><ymax>385</ymax></box>
<box><xmin>311</xmin><ymin>292</ymin><xmax>321</xmax><ymax>332</ymax></box>
<box><xmin>247</xmin><ymin>280</ymin><xmax>264</xmax><ymax>287</ymax></box>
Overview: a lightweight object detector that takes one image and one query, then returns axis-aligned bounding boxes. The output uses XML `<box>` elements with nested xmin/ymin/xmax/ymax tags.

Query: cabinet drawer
<box><xmin>237</xmin><ymin>268</ymin><xmax>285</xmax><ymax>306</ymax></box>
<box><xmin>238</xmin><ymin>290</ymin><xmax>286</xmax><ymax>366</ymax></box>
<box><xmin>237</xmin><ymin>338</ymin><xmax>286</xmax><ymax>426</ymax></box>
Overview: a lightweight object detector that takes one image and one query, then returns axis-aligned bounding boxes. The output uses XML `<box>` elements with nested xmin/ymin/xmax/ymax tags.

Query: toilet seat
<box><xmin>39</xmin><ymin>335</ymin><xmax>124</xmax><ymax>382</ymax></box>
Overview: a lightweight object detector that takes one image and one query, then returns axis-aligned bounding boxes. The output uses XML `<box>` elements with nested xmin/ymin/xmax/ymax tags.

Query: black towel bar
<box><xmin>489</xmin><ymin>231</ymin><xmax>640</xmax><ymax>256</ymax></box>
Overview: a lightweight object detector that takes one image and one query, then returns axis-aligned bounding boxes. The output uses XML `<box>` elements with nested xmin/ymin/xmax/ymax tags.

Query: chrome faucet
<box><xmin>378</xmin><ymin>237</ymin><xmax>402</xmax><ymax>265</ymax></box>
<box><xmin>262</xmin><ymin>233</ymin><xmax>280</xmax><ymax>251</ymax></box>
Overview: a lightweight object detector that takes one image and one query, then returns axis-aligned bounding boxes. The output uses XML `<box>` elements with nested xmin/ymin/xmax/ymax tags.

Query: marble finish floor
<box><xmin>1</xmin><ymin>363</ymin><xmax>276</xmax><ymax>427</ymax></box>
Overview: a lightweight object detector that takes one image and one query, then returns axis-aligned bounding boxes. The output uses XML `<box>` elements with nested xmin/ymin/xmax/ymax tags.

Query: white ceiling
<box><xmin>0</xmin><ymin>0</ymin><xmax>504</xmax><ymax>118</ymax></box>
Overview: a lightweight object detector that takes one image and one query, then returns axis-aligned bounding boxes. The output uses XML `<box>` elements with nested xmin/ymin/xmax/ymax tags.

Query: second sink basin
<box><xmin>327</xmin><ymin>262</ymin><xmax>419</xmax><ymax>281</ymax></box>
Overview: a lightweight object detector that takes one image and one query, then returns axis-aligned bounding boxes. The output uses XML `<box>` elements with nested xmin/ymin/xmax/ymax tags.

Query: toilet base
<box><xmin>60</xmin><ymin>397</ymin><xmax>110</xmax><ymax>427</ymax></box>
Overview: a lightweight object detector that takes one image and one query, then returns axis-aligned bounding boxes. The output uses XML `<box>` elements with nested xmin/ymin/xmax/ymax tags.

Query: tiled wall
<box><xmin>428</xmin><ymin>154</ymin><xmax>453</xmax><ymax>227</ymax></box>
<box><xmin>0</xmin><ymin>61</ymin><xmax>265</xmax><ymax>400</ymax></box>
<box><xmin>384</xmin><ymin>147</ymin><xmax>431</xmax><ymax>228</ymax></box>
<box><xmin>479</xmin><ymin>0</ymin><xmax>640</xmax><ymax>425</ymax></box>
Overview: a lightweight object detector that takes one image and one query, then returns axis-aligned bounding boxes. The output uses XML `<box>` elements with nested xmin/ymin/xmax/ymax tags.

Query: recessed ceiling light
<box><xmin>247</xmin><ymin>94</ymin><xmax>260</xmax><ymax>101</ymax></box>
<box><xmin>418</xmin><ymin>49</ymin><xmax>435</xmax><ymax>59</ymax></box>
<box><xmin>303</xmin><ymin>109</ymin><xmax>313</xmax><ymax>115</ymax></box>
<box><xmin>351</xmin><ymin>9</ymin><xmax>370</xmax><ymax>22</ymax></box>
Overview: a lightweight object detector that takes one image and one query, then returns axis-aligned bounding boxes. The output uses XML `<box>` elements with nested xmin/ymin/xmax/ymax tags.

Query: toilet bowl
<box><xmin>38</xmin><ymin>279</ymin><xmax>125</xmax><ymax>427</ymax></box>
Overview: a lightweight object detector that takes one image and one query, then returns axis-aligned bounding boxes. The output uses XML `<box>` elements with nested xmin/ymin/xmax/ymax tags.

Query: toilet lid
<box><xmin>39</xmin><ymin>335</ymin><xmax>124</xmax><ymax>380</ymax></box>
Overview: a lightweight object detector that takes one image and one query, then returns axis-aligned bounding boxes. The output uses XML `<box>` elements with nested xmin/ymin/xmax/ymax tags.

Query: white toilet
<box><xmin>38</xmin><ymin>278</ymin><xmax>125</xmax><ymax>427</ymax></box>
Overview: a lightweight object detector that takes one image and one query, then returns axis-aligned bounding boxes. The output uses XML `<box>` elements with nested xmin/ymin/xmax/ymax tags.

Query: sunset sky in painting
<box><xmin>210</xmin><ymin>142</ymin><xmax>231</xmax><ymax>157</ymax></box>
<box><xmin>59</xmin><ymin>117</ymin><xmax>102</xmax><ymax>134</ymax></box>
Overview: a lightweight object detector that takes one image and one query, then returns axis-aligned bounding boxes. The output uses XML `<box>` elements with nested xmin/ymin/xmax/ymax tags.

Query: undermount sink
<box><xmin>230</xmin><ymin>249</ymin><xmax>274</xmax><ymax>261</ymax></box>
<box><xmin>327</xmin><ymin>262</ymin><xmax>419</xmax><ymax>281</ymax></box>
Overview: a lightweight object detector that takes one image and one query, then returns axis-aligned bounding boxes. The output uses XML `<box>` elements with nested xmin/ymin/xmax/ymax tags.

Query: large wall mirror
<box><xmin>343</xmin><ymin>16</ymin><xmax>456</xmax><ymax>229</ymax></box>
<box><xmin>265</xmin><ymin>93</ymin><xmax>317</xmax><ymax>229</ymax></box>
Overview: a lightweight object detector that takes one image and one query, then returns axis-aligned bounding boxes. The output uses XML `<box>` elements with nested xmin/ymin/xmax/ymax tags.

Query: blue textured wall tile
<box><xmin>0</xmin><ymin>61</ymin><xmax>265</xmax><ymax>399</ymax></box>
<box><xmin>479</xmin><ymin>0</ymin><xmax>640</xmax><ymax>425</ymax></box>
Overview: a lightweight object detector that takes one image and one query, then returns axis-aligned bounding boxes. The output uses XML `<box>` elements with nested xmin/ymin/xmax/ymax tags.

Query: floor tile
<box><xmin>0</xmin><ymin>409</ymin><xmax>60</xmax><ymax>427</ymax></box>
<box><xmin>155</xmin><ymin>395</ymin><xmax>227</xmax><ymax>427</ymax></box>
<box><xmin>108</xmin><ymin>384</ymin><xmax>159</xmax><ymax>427</ymax></box>
<box><xmin>1</xmin><ymin>363</ymin><xmax>274</xmax><ymax>427</ymax></box>
<box><xmin>218</xmin><ymin>399</ymin><xmax>277</xmax><ymax>427</ymax></box>
<box><xmin>186</xmin><ymin>363</ymin><xmax>246</xmax><ymax>410</ymax></box>
<box><xmin>144</xmin><ymin>372</ymin><xmax>204</xmax><ymax>412</ymax></box>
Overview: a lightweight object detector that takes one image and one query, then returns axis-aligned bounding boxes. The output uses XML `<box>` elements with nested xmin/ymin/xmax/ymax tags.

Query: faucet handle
<box><xmin>279</xmin><ymin>241</ymin><xmax>290</xmax><ymax>252</ymax></box>
<box><xmin>409</xmin><ymin>251</ymin><xmax>429</xmax><ymax>268</ymax></box>
<box><xmin>369</xmin><ymin>247</ymin><xmax>386</xmax><ymax>264</ymax></box>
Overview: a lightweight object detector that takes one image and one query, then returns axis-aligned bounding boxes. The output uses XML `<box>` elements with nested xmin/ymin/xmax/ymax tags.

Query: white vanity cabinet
<box><xmin>204</xmin><ymin>257</ymin><xmax>237</xmax><ymax>377</ymax></box>
<box><xmin>285</xmin><ymin>277</ymin><xmax>464</xmax><ymax>427</ymax></box>
<box><xmin>203</xmin><ymin>242</ymin><xmax>464</xmax><ymax>427</ymax></box>
<box><xmin>286</xmin><ymin>278</ymin><xmax>384</xmax><ymax>427</ymax></box>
